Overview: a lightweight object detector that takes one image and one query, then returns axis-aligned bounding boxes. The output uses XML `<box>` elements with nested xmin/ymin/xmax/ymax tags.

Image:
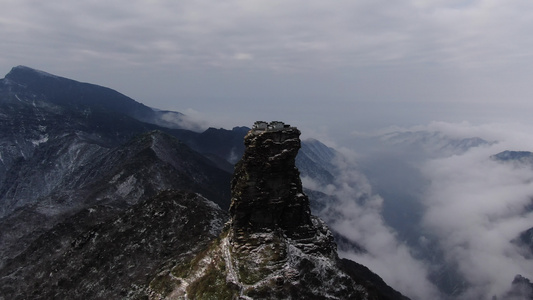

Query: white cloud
<box><xmin>233</xmin><ymin>53</ymin><xmax>253</xmax><ymax>60</ymax></box>
<box><xmin>337</xmin><ymin>121</ymin><xmax>533</xmax><ymax>298</ymax></box>
<box><xmin>307</xmin><ymin>147</ymin><xmax>441</xmax><ymax>300</ymax></box>
<box><xmin>413</xmin><ymin>122</ymin><xmax>533</xmax><ymax>299</ymax></box>
<box><xmin>422</xmin><ymin>156</ymin><xmax>533</xmax><ymax>298</ymax></box>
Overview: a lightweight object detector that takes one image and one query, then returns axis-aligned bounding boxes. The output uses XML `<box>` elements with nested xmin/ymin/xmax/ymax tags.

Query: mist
<box><xmin>419</xmin><ymin>123</ymin><xmax>533</xmax><ymax>299</ymax></box>
<box><xmin>303</xmin><ymin>147</ymin><xmax>441</xmax><ymax>300</ymax></box>
<box><xmin>304</xmin><ymin>121</ymin><xmax>533</xmax><ymax>300</ymax></box>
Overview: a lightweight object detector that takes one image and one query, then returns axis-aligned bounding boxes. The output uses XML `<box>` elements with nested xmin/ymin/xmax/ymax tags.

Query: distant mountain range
<box><xmin>492</xmin><ymin>150</ymin><xmax>533</xmax><ymax>167</ymax></box>
<box><xmin>379</xmin><ymin>130</ymin><xmax>493</xmax><ymax>158</ymax></box>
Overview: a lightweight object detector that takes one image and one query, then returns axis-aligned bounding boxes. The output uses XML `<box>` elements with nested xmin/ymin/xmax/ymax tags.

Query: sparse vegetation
<box><xmin>186</xmin><ymin>259</ymin><xmax>237</xmax><ymax>299</ymax></box>
<box><xmin>149</xmin><ymin>272</ymin><xmax>179</xmax><ymax>297</ymax></box>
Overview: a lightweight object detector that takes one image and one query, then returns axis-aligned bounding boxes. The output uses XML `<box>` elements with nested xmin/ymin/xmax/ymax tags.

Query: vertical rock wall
<box><xmin>229</xmin><ymin>127</ymin><xmax>314</xmax><ymax>241</ymax></box>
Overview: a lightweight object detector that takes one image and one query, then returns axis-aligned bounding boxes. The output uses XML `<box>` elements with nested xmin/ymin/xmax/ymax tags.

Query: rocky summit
<box><xmin>230</xmin><ymin>123</ymin><xmax>314</xmax><ymax>241</ymax></box>
<box><xmin>151</xmin><ymin>122</ymin><xmax>408</xmax><ymax>299</ymax></box>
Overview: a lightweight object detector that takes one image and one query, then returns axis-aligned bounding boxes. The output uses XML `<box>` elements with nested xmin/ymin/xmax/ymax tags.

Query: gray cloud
<box><xmin>7</xmin><ymin>1</ymin><xmax>521</xmax><ymax>69</ymax></box>
<box><xmin>3</xmin><ymin>1</ymin><xmax>533</xmax><ymax>131</ymax></box>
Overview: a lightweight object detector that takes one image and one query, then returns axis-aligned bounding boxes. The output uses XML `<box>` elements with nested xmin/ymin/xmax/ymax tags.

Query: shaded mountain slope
<box><xmin>0</xmin><ymin>66</ymin><xmax>245</xmax><ymax>173</ymax></box>
<box><xmin>0</xmin><ymin>190</ymin><xmax>227</xmax><ymax>300</ymax></box>
<box><xmin>0</xmin><ymin>130</ymin><xmax>231</xmax><ymax>268</ymax></box>
<box><xmin>3</xmin><ymin>65</ymin><xmax>191</xmax><ymax>130</ymax></box>
<box><xmin>0</xmin><ymin>130</ymin><xmax>231</xmax><ymax>216</ymax></box>
<box><xmin>0</xmin><ymin>67</ymin><xmax>164</xmax><ymax>187</ymax></box>
<box><xmin>0</xmin><ymin>66</ymin><xmax>235</xmax><ymax>269</ymax></box>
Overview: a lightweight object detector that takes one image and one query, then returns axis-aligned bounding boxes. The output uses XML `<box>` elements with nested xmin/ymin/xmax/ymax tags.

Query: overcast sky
<box><xmin>2</xmin><ymin>0</ymin><xmax>533</xmax><ymax>139</ymax></box>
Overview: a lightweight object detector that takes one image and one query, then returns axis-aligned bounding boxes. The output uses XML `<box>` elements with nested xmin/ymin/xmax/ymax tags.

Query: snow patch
<box><xmin>197</xmin><ymin>193</ymin><xmax>221</xmax><ymax>210</ymax></box>
<box><xmin>173</xmin><ymin>252</ymin><xmax>214</xmax><ymax>297</ymax></box>
<box><xmin>31</xmin><ymin>135</ymin><xmax>49</xmax><ymax>146</ymax></box>
<box><xmin>208</xmin><ymin>214</ymin><xmax>224</xmax><ymax>236</ymax></box>
<box><xmin>109</xmin><ymin>172</ymin><xmax>124</xmax><ymax>184</ymax></box>
<box><xmin>222</xmin><ymin>237</ymin><xmax>240</xmax><ymax>286</ymax></box>
<box><xmin>115</xmin><ymin>175</ymin><xmax>137</xmax><ymax>197</ymax></box>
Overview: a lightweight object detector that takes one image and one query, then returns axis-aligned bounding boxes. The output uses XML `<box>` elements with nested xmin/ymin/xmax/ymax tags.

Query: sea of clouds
<box><xmin>305</xmin><ymin>121</ymin><xmax>533</xmax><ymax>300</ymax></box>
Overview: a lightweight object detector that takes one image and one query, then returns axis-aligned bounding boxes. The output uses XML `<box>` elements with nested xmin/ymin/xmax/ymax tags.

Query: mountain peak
<box><xmin>1</xmin><ymin>65</ymin><xmax>201</xmax><ymax>130</ymax></box>
<box><xmin>6</xmin><ymin>65</ymin><xmax>60</xmax><ymax>82</ymax></box>
<box><xmin>152</xmin><ymin>122</ymin><xmax>409</xmax><ymax>299</ymax></box>
<box><xmin>12</xmin><ymin>65</ymin><xmax>56</xmax><ymax>75</ymax></box>
<box><xmin>229</xmin><ymin>122</ymin><xmax>315</xmax><ymax>241</ymax></box>
<box><xmin>492</xmin><ymin>150</ymin><xmax>533</xmax><ymax>161</ymax></box>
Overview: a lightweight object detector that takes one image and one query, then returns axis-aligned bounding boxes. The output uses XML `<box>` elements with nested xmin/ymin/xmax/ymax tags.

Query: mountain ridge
<box><xmin>2</xmin><ymin>65</ymin><xmax>202</xmax><ymax>131</ymax></box>
<box><xmin>0</xmin><ymin>66</ymin><xmax>411</xmax><ymax>299</ymax></box>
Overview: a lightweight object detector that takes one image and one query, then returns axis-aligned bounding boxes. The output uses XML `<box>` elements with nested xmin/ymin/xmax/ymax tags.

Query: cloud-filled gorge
<box><xmin>303</xmin><ymin>122</ymin><xmax>533</xmax><ymax>300</ymax></box>
<box><xmin>421</xmin><ymin>123</ymin><xmax>533</xmax><ymax>299</ymax></box>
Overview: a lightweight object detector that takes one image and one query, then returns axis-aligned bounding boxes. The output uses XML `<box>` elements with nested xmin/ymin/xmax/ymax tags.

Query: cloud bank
<box><xmin>419</xmin><ymin>123</ymin><xmax>533</xmax><ymax>299</ymax></box>
<box><xmin>304</xmin><ymin>147</ymin><xmax>441</xmax><ymax>300</ymax></box>
<box><xmin>306</xmin><ymin>122</ymin><xmax>533</xmax><ymax>299</ymax></box>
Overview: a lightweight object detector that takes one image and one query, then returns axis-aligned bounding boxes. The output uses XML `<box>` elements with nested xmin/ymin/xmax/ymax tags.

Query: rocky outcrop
<box><xmin>230</xmin><ymin>126</ymin><xmax>315</xmax><ymax>241</ymax></box>
<box><xmin>499</xmin><ymin>275</ymin><xmax>533</xmax><ymax>300</ymax></box>
<box><xmin>152</xmin><ymin>124</ymin><xmax>409</xmax><ymax>299</ymax></box>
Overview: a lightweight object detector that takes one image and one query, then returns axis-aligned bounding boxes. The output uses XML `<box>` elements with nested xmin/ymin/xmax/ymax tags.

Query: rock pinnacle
<box><xmin>229</xmin><ymin>121</ymin><xmax>315</xmax><ymax>243</ymax></box>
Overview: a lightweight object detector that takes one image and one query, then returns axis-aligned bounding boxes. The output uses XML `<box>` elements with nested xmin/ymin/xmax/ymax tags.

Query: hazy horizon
<box><xmin>3</xmin><ymin>1</ymin><xmax>533</xmax><ymax>143</ymax></box>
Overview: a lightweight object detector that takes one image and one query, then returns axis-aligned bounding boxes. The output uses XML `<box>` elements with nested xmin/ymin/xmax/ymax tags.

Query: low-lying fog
<box><xmin>305</xmin><ymin>121</ymin><xmax>533</xmax><ymax>300</ymax></box>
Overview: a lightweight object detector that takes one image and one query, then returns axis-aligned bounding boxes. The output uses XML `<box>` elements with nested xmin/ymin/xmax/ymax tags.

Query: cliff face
<box><xmin>150</xmin><ymin>124</ymin><xmax>409</xmax><ymax>299</ymax></box>
<box><xmin>230</xmin><ymin>127</ymin><xmax>315</xmax><ymax>240</ymax></box>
